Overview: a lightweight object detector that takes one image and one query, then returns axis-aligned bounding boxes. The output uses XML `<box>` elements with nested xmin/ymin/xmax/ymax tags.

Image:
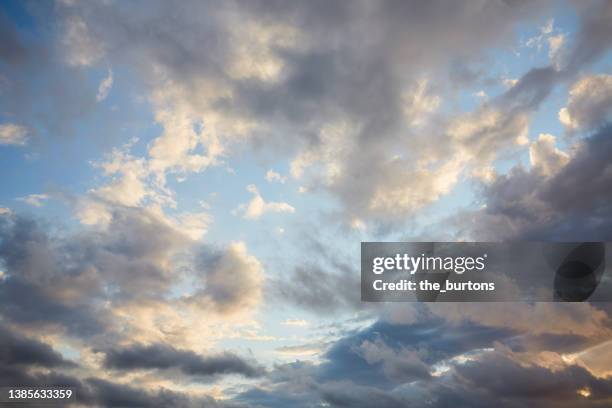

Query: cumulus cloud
<box><xmin>454</xmin><ymin>125</ymin><xmax>612</xmax><ymax>241</ymax></box>
<box><xmin>559</xmin><ymin>74</ymin><xmax>612</xmax><ymax>131</ymax></box>
<box><xmin>529</xmin><ymin>133</ymin><xmax>570</xmax><ymax>177</ymax></box>
<box><xmin>0</xmin><ymin>123</ymin><xmax>29</xmax><ymax>146</ymax></box>
<box><xmin>3</xmin><ymin>2</ymin><xmax>612</xmax><ymax>406</ymax></box>
<box><xmin>0</xmin><ymin>207</ymin><xmax>264</xmax><ymax>342</ymax></box>
<box><xmin>265</xmin><ymin>169</ymin><xmax>287</xmax><ymax>183</ymax></box>
<box><xmin>45</xmin><ymin>0</ymin><xmax>559</xmax><ymax>227</ymax></box>
<box><xmin>357</xmin><ymin>338</ymin><xmax>431</xmax><ymax>383</ymax></box>
<box><xmin>185</xmin><ymin>241</ymin><xmax>264</xmax><ymax>315</ymax></box>
<box><xmin>237</xmin><ymin>184</ymin><xmax>295</xmax><ymax>220</ymax></box>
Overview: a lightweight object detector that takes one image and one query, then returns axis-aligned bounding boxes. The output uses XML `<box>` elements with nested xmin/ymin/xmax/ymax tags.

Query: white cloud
<box><xmin>559</xmin><ymin>74</ymin><xmax>612</xmax><ymax>132</ymax></box>
<box><xmin>172</xmin><ymin>211</ymin><xmax>211</xmax><ymax>241</ymax></box>
<box><xmin>0</xmin><ymin>207</ymin><xmax>11</xmax><ymax>216</ymax></box>
<box><xmin>17</xmin><ymin>194</ymin><xmax>49</xmax><ymax>207</ymax></box>
<box><xmin>548</xmin><ymin>33</ymin><xmax>565</xmax><ymax>67</ymax></box>
<box><xmin>350</xmin><ymin>218</ymin><xmax>367</xmax><ymax>231</ymax></box>
<box><xmin>96</xmin><ymin>68</ymin><xmax>113</xmax><ymax>102</ymax></box>
<box><xmin>529</xmin><ymin>133</ymin><xmax>570</xmax><ymax>177</ymax></box>
<box><xmin>0</xmin><ymin>123</ymin><xmax>29</xmax><ymax>146</ymax></box>
<box><xmin>92</xmin><ymin>148</ymin><xmax>151</xmax><ymax>207</ymax></box>
<box><xmin>281</xmin><ymin>318</ymin><xmax>309</xmax><ymax>327</ymax></box>
<box><xmin>74</xmin><ymin>197</ymin><xmax>112</xmax><ymax>226</ymax></box>
<box><xmin>402</xmin><ymin>78</ymin><xmax>441</xmax><ymax>127</ymax></box>
<box><xmin>265</xmin><ymin>169</ymin><xmax>287</xmax><ymax>183</ymax></box>
<box><xmin>473</xmin><ymin>90</ymin><xmax>488</xmax><ymax>100</ymax></box>
<box><xmin>525</xmin><ymin>18</ymin><xmax>554</xmax><ymax>49</ymax></box>
<box><xmin>238</xmin><ymin>184</ymin><xmax>295</xmax><ymax>220</ymax></box>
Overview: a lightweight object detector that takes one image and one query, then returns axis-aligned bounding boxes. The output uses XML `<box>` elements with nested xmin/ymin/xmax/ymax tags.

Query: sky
<box><xmin>1</xmin><ymin>0</ymin><xmax>612</xmax><ymax>407</ymax></box>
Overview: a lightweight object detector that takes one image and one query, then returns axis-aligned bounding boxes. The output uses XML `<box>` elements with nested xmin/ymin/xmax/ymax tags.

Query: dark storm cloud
<box><xmin>0</xmin><ymin>323</ymin><xmax>75</xmax><ymax>368</ymax></box>
<box><xmin>458</xmin><ymin>124</ymin><xmax>612</xmax><ymax>241</ymax></box>
<box><xmin>103</xmin><ymin>343</ymin><xmax>263</xmax><ymax>378</ymax></box>
<box><xmin>455</xmin><ymin>351</ymin><xmax>612</xmax><ymax>403</ymax></box>
<box><xmin>0</xmin><ymin>361</ymin><xmax>240</xmax><ymax>408</ymax></box>
<box><xmin>86</xmin><ymin>378</ymin><xmax>245</xmax><ymax>408</ymax></box>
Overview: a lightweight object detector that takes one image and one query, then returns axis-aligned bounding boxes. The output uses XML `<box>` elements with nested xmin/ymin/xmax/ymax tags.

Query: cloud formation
<box><xmin>103</xmin><ymin>343</ymin><xmax>262</xmax><ymax>379</ymax></box>
<box><xmin>0</xmin><ymin>123</ymin><xmax>28</xmax><ymax>146</ymax></box>
<box><xmin>238</xmin><ymin>184</ymin><xmax>295</xmax><ymax>220</ymax></box>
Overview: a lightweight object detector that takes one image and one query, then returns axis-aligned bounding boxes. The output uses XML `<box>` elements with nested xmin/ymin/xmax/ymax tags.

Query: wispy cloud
<box><xmin>16</xmin><ymin>193</ymin><xmax>49</xmax><ymax>207</ymax></box>
<box><xmin>0</xmin><ymin>123</ymin><xmax>29</xmax><ymax>146</ymax></box>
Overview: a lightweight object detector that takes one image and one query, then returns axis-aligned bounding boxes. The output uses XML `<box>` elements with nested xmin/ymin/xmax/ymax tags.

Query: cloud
<box><xmin>0</xmin><ymin>123</ymin><xmax>29</xmax><ymax>146</ymax></box>
<box><xmin>61</xmin><ymin>15</ymin><xmax>105</xmax><ymax>67</ymax></box>
<box><xmin>282</xmin><ymin>318</ymin><xmax>309</xmax><ymax>327</ymax></box>
<box><xmin>3</xmin><ymin>2</ymin><xmax>612</xmax><ymax>406</ymax></box>
<box><xmin>274</xmin><ymin>263</ymin><xmax>360</xmax><ymax>315</ymax></box>
<box><xmin>454</xmin><ymin>350</ymin><xmax>612</xmax><ymax>403</ymax></box>
<box><xmin>103</xmin><ymin>343</ymin><xmax>263</xmax><ymax>378</ymax></box>
<box><xmin>238</xmin><ymin>184</ymin><xmax>295</xmax><ymax>219</ymax></box>
<box><xmin>185</xmin><ymin>241</ymin><xmax>264</xmax><ymax>315</ymax></box>
<box><xmin>16</xmin><ymin>193</ymin><xmax>49</xmax><ymax>207</ymax></box>
<box><xmin>454</xmin><ymin>124</ymin><xmax>612</xmax><ymax>241</ymax></box>
<box><xmin>0</xmin><ymin>323</ymin><xmax>75</xmax><ymax>368</ymax></box>
<box><xmin>236</xmin><ymin>314</ymin><xmax>612</xmax><ymax>408</ymax></box>
<box><xmin>85</xmin><ymin>378</ymin><xmax>244</xmax><ymax>408</ymax></box>
<box><xmin>357</xmin><ymin>338</ymin><xmax>431</xmax><ymax>383</ymax></box>
<box><xmin>265</xmin><ymin>169</ymin><xmax>287</xmax><ymax>183</ymax></box>
<box><xmin>559</xmin><ymin>74</ymin><xmax>612</xmax><ymax>132</ymax></box>
<box><xmin>45</xmin><ymin>0</ymin><xmax>557</xmax><ymax>227</ymax></box>
<box><xmin>529</xmin><ymin>133</ymin><xmax>570</xmax><ymax>177</ymax></box>
<box><xmin>96</xmin><ymin>67</ymin><xmax>113</xmax><ymax>101</ymax></box>
<box><xmin>0</xmin><ymin>207</ymin><xmax>264</xmax><ymax>342</ymax></box>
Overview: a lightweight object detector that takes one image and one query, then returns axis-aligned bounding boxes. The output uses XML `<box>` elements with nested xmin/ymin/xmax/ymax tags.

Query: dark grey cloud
<box><xmin>0</xmin><ymin>205</ymin><xmax>263</xmax><ymax>344</ymax></box>
<box><xmin>0</xmin><ymin>215</ymin><xmax>108</xmax><ymax>337</ymax></box>
<box><xmin>454</xmin><ymin>351</ymin><xmax>612</xmax><ymax>404</ymax></box>
<box><xmin>103</xmin><ymin>343</ymin><xmax>263</xmax><ymax>379</ymax></box>
<box><xmin>0</xmin><ymin>361</ymin><xmax>239</xmax><ymax>408</ymax></box>
<box><xmin>186</xmin><ymin>242</ymin><xmax>263</xmax><ymax>315</ymax></box>
<box><xmin>85</xmin><ymin>378</ymin><xmax>244</xmax><ymax>408</ymax></box>
<box><xmin>0</xmin><ymin>323</ymin><xmax>75</xmax><ymax>368</ymax></box>
<box><xmin>273</xmin><ymin>263</ymin><xmax>361</xmax><ymax>315</ymax></box>
<box><xmin>236</xmin><ymin>317</ymin><xmax>612</xmax><ymax>408</ymax></box>
<box><xmin>317</xmin><ymin>319</ymin><xmax>515</xmax><ymax>385</ymax></box>
<box><xmin>270</xmin><ymin>231</ymin><xmax>363</xmax><ymax>314</ymax></box>
<box><xmin>456</xmin><ymin>124</ymin><xmax>612</xmax><ymax>241</ymax></box>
